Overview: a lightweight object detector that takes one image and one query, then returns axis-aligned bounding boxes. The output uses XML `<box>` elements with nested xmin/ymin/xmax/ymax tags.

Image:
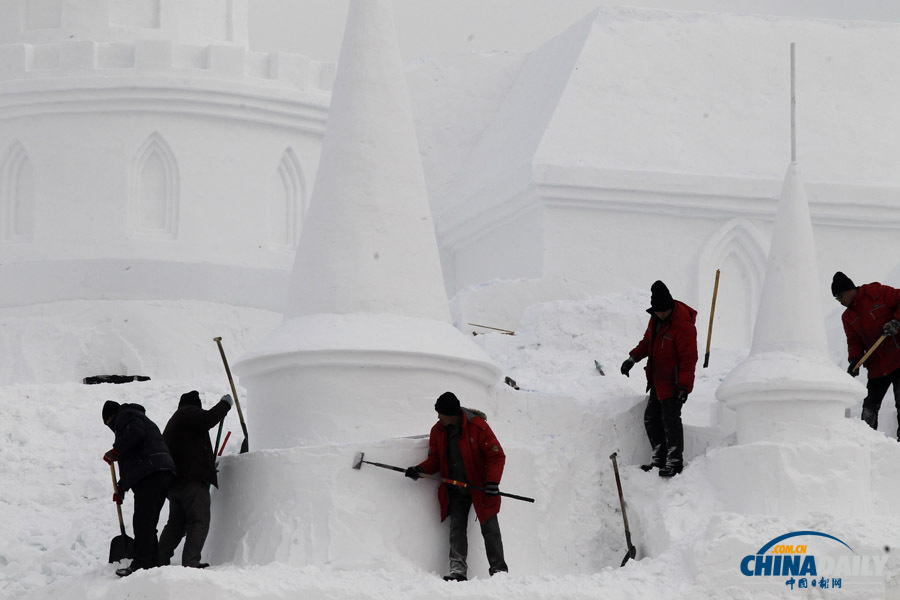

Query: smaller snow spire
<box><xmin>717</xmin><ymin>45</ymin><xmax>862</xmax><ymax>444</ymax></box>
<box><xmin>716</xmin><ymin>161</ymin><xmax>863</xmax><ymax>443</ymax></box>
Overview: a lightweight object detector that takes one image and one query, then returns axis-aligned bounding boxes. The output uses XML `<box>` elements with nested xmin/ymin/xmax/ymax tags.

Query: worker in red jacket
<box><xmin>621</xmin><ymin>281</ymin><xmax>698</xmax><ymax>478</ymax></box>
<box><xmin>832</xmin><ymin>271</ymin><xmax>900</xmax><ymax>436</ymax></box>
<box><xmin>405</xmin><ymin>392</ymin><xmax>507</xmax><ymax>581</ymax></box>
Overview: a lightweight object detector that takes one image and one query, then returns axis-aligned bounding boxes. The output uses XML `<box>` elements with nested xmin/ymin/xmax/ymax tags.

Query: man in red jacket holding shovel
<box><xmin>405</xmin><ymin>391</ymin><xmax>508</xmax><ymax>581</ymax></box>
<box><xmin>832</xmin><ymin>271</ymin><xmax>900</xmax><ymax>437</ymax></box>
<box><xmin>621</xmin><ymin>280</ymin><xmax>698</xmax><ymax>478</ymax></box>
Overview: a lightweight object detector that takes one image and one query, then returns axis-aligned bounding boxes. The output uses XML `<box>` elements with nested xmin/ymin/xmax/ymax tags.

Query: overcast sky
<box><xmin>249</xmin><ymin>0</ymin><xmax>900</xmax><ymax>60</ymax></box>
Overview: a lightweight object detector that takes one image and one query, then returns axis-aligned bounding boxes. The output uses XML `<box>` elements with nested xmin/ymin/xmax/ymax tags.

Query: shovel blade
<box><xmin>240</xmin><ymin>437</ymin><xmax>249</xmax><ymax>454</ymax></box>
<box><xmin>620</xmin><ymin>545</ymin><xmax>637</xmax><ymax>567</ymax></box>
<box><xmin>109</xmin><ymin>533</ymin><xmax>134</xmax><ymax>563</ymax></box>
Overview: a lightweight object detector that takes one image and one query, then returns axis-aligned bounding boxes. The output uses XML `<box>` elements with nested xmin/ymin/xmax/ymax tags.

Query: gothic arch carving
<box><xmin>269</xmin><ymin>147</ymin><xmax>306</xmax><ymax>250</ymax></box>
<box><xmin>1</xmin><ymin>141</ymin><xmax>36</xmax><ymax>242</ymax></box>
<box><xmin>698</xmin><ymin>218</ymin><xmax>769</xmax><ymax>349</ymax></box>
<box><xmin>129</xmin><ymin>132</ymin><xmax>179</xmax><ymax>238</ymax></box>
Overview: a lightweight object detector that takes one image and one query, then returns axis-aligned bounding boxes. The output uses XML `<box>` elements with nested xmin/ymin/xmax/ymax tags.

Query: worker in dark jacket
<box><xmin>405</xmin><ymin>392</ymin><xmax>507</xmax><ymax>581</ymax></box>
<box><xmin>621</xmin><ymin>281</ymin><xmax>698</xmax><ymax>478</ymax></box>
<box><xmin>832</xmin><ymin>272</ymin><xmax>900</xmax><ymax>436</ymax></box>
<box><xmin>158</xmin><ymin>390</ymin><xmax>233</xmax><ymax>568</ymax></box>
<box><xmin>102</xmin><ymin>400</ymin><xmax>176</xmax><ymax>577</ymax></box>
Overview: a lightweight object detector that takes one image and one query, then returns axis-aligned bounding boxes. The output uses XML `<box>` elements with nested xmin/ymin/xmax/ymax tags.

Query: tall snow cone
<box><xmin>231</xmin><ymin>0</ymin><xmax>501</xmax><ymax>450</ymax></box>
<box><xmin>716</xmin><ymin>162</ymin><xmax>864</xmax><ymax>444</ymax></box>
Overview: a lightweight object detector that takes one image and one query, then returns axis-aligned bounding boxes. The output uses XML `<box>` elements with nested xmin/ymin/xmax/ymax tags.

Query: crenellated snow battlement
<box><xmin>0</xmin><ymin>40</ymin><xmax>335</xmax><ymax>91</ymax></box>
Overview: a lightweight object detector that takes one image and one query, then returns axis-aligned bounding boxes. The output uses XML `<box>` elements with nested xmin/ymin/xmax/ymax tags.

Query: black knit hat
<box><xmin>434</xmin><ymin>391</ymin><xmax>461</xmax><ymax>416</ymax></box>
<box><xmin>831</xmin><ymin>272</ymin><xmax>856</xmax><ymax>297</ymax></box>
<box><xmin>179</xmin><ymin>390</ymin><xmax>201</xmax><ymax>408</ymax></box>
<box><xmin>102</xmin><ymin>400</ymin><xmax>120</xmax><ymax>423</ymax></box>
<box><xmin>649</xmin><ymin>280</ymin><xmax>675</xmax><ymax>312</ymax></box>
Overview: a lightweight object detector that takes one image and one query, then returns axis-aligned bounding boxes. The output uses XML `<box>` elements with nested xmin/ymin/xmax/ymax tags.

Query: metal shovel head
<box><xmin>109</xmin><ymin>532</ymin><xmax>134</xmax><ymax>563</ymax></box>
<box><xmin>620</xmin><ymin>544</ymin><xmax>637</xmax><ymax>567</ymax></box>
<box><xmin>352</xmin><ymin>452</ymin><xmax>364</xmax><ymax>470</ymax></box>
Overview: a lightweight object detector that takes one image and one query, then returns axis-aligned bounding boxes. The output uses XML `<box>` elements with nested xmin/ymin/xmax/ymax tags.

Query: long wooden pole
<box><xmin>214</xmin><ymin>336</ymin><xmax>249</xmax><ymax>453</ymax></box>
<box><xmin>790</xmin><ymin>42</ymin><xmax>796</xmax><ymax>162</ymax></box>
<box><xmin>468</xmin><ymin>323</ymin><xmax>515</xmax><ymax>335</ymax></box>
<box><xmin>703</xmin><ymin>269</ymin><xmax>721</xmax><ymax>368</ymax></box>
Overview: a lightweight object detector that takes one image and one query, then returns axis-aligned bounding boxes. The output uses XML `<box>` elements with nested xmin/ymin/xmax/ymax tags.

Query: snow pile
<box><xmin>4</xmin><ymin>290</ymin><xmax>898</xmax><ymax>600</ymax></box>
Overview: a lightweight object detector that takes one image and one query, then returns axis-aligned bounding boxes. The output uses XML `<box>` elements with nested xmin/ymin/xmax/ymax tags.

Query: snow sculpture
<box><xmin>716</xmin><ymin>162</ymin><xmax>864</xmax><ymax>444</ymax></box>
<box><xmin>233</xmin><ymin>0</ymin><xmax>501</xmax><ymax>449</ymax></box>
<box><xmin>0</xmin><ymin>0</ymin><xmax>331</xmax><ymax>383</ymax></box>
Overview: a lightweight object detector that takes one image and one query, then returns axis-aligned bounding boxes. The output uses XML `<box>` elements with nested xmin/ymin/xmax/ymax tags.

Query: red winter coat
<box><xmin>629</xmin><ymin>300</ymin><xmax>699</xmax><ymax>400</ymax></box>
<box><xmin>841</xmin><ymin>282</ymin><xmax>900</xmax><ymax>378</ymax></box>
<box><xmin>418</xmin><ymin>408</ymin><xmax>506</xmax><ymax>523</ymax></box>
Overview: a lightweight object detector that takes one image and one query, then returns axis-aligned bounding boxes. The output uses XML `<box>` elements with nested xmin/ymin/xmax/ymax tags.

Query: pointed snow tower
<box><xmin>717</xmin><ymin>46</ymin><xmax>863</xmax><ymax>444</ymax></box>
<box><xmin>716</xmin><ymin>160</ymin><xmax>864</xmax><ymax>443</ymax></box>
<box><xmin>232</xmin><ymin>0</ymin><xmax>501</xmax><ymax>449</ymax></box>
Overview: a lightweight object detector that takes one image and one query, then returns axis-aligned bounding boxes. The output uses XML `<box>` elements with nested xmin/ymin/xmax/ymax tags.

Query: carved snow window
<box><xmin>270</xmin><ymin>148</ymin><xmax>305</xmax><ymax>250</ymax></box>
<box><xmin>1</xmin><ymin>141</ymin><xmax>35</xmax><ymax>242</ymax></box>
<box><xmin>129</xmin><ymin>133</ymin><xmax>178</xmax><ymax>239</ymax></box>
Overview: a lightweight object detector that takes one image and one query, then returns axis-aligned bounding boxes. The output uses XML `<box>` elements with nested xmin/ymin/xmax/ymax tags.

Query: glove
<box><xmin>676</xmin><ymin>388</ymin><xmax>688</xmax><ymax>404</ymax></box>
<box><xmin>847</xmin><ymin>358</ymin><xmax>861</xmax><ymax>378</ymax></box>
<box><xmin>103</xmin><ymin>449</ymin><xmax>119</xmax><ymax>464</ymax></box>
<box><xmin>221</xmin><ymin>393</ymin><xmax>234</xmax><ymax>407</ymax></box>
<box><xmin>484</xmin><ymin>482</ymin><xmax>500</xmax><ymax>496</ymax></box>
<box><xmin>405</xmin><ymin>466</ymin><xmax>423</xmax><ymax>480</ymax></box>
<box><xmin>620</xmin><ymin>357</ymin><xmax>635</xmax><ymax>377</ymax></box>
<box><xmin>112</xmin><ymin>489</ymin><xmax>125</xmax><ymax>505</ymax></box>
<box><xmin>884</xmin><ymin>319</ymin><xmax>900</xmax><ymax>337</ymax></box>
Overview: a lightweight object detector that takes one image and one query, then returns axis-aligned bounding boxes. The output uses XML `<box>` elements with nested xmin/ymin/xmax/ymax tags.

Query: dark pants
<box><xmin>130</xmin><ymin>470</ymin><xmax>174</xmax><ymax>570</ymax></box>
<box><xmin>448</xmin><ymin>489</ymin><xmax>507</xmax><ymax>578</ymax></box>
<box><xmin>158</xmin><ymin>480</ymin><xmax>212</xmax><ymax>567</ymax></box>
<box><xmin>644</xmin><ymin>391</ymin><xmax>685</xmax><ymax>471</ymax></box>
<box><xmin>861</xmin><ymin>367</ymin><xmax>900</xmax><ymax>438</ymax></box>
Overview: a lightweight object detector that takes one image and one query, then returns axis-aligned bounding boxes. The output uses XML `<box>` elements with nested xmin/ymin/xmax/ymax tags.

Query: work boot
<box><xmin>443</xmin><ymin>573</ymin><xmax>467</xmax><ymax>582</ymax></box>
<box><xmin>658</xmin><ymin>466</ymin><xmax>682</xmax><ymax>478</ymax></box>
<box><xmin>115</xmin><ymin>566</ymin><xmax>136</xmax><ymax>577</ymax></box>
<box><xmin>640</xmin><ymin>463</ymin><xmax>662</xmax><ymax>472</ymax></box>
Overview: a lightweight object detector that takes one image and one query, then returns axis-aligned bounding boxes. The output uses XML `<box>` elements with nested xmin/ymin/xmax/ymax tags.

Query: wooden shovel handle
<box><xmin>214</xmin><ymin>337</ymin><xmax>249</xmax><ymax>450</ymax></box>
<box><xmin>854</xmin><ymin>334</ymin><xmax>888</xmax><ymax>372</ymax></box>
<box><xmin>109</xmin><ymin>463</ymin><xmax>126</xmax><ymax>535</ymax></box>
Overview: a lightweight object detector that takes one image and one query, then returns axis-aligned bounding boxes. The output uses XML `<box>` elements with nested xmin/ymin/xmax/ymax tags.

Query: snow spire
<box><xmin>282</xmin><ymin>0</ymin><xmax>450</xmax><ymax>321</ymax></box>
<box><xmin>716</xmin><ymin>45</ymin><xmax>863</xmax><ymax>444</ymax></box>
<box><xmin>232</xmin><ymin>0</ymin><xmax>500</xmax><ymax>450</ymax></box>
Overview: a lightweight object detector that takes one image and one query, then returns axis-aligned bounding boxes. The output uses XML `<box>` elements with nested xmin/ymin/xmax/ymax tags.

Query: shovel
<box><xmin>214</xmin><ymin>336</ymin><xmax>249</xmax><ymax>453</ymax></box>
<box><xmin>610</xmin><ymin>452</ymin><xmax>637</xmax><ymax>566</ymax></box>
<box><xmin>108</xmin><ymin>463</ymin><xmax>134</xmax><ymax>563</ymax></box>
<box><xmin>352</xmin><ymin>452</ymin><xmax>535</xmax><ymax>503</ymax></box>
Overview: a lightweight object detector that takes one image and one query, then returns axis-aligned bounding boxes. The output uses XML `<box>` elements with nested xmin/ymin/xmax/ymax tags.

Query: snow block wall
<box><xmin>206</xmin><ymin>385</ymin><xmax>650</xmax><ymax>576</ymax></box>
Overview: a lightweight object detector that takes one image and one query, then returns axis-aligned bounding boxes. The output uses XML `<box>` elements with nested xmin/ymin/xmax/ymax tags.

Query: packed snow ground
<box><xmin>4</xmin><ymin>290</ymin><xmax>900</xmax><ymax>599</ymax></box>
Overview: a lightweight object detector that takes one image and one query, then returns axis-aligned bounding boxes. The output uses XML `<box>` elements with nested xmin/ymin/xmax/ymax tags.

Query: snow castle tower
<box><xmin>233</xmin><ymin>0</ymin><xmax>502</xmax><ymax>449</ymax></box>
<box><xmin>716</xmin><ymin>161</ymin><xmax>863</xmax><ymax>444</ymax></box>
<box><xmin>0</xmin><ymin>0</ymin><xmax>330</xmax><ymax>384</ymax></box>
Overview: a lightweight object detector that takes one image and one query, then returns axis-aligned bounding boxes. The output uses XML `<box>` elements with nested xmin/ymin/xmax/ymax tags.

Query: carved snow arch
<box><xmin>129</xmin><ymin>133</ymin><xmax>179</xmax><ymax>238</ymax></box>
<box><xmin>1</xmin><ymin>140</ymin><xmax>35</xmax><ymax>242</ymax></box>
<box><xmin>698</xmin><ymin>218</ymin><xmax>769</xmax><ymax>349</ymax></box>
<box><xmin>270</xmin><ymin>147</ymin><xmax>306</xmax><ymax>250</ymax></box>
